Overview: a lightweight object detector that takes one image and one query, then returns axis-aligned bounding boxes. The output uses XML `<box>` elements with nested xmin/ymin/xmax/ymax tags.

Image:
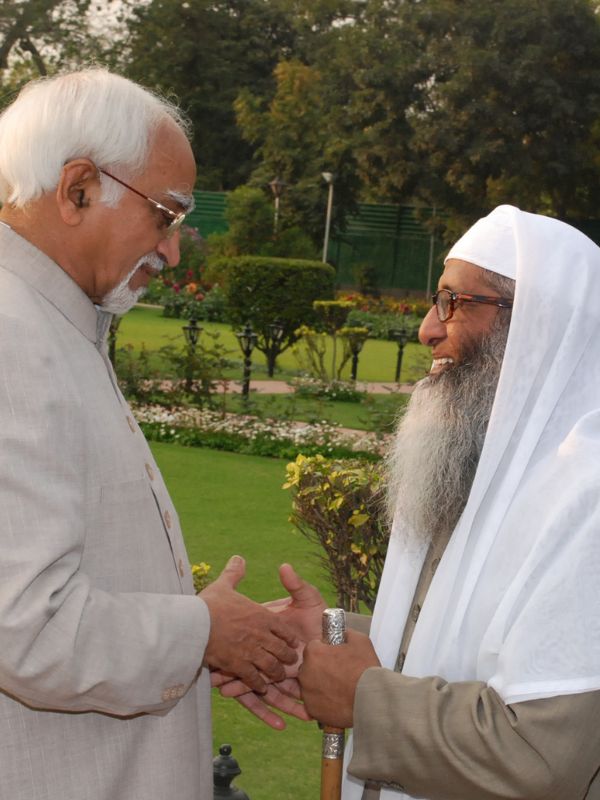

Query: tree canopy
<box><xmin>4</xmin><ymin>0</ymin><xmax>600</xmax><ymax>237</ymax></box>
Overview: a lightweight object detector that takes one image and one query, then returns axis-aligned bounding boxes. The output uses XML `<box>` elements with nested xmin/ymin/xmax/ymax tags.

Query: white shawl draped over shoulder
<box><xmin>343</xmin><ymin>205</ymin><xmax>600</xmax><ymax>800</ymax></box>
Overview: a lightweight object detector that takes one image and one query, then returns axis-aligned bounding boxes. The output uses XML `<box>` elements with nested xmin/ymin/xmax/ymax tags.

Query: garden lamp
<box><xmin>236</xmin><ymin>321</ymin><xmax>258</xmax><ymax>401</ymax></box>
<box><xmin>266</xmin><ymin>319</ymin><xmax>286</xmax><ymax>377</ymax></box>
<box><xmin>346</xmin><ymin>330</ymin><xmax>368</xmax><ymax>382</ymax></box>
<box><xmin>213</xmin><ymin>744</ymin><xmax>250</xmax><ymax>800</ymax></box>
<box><xmin>182</xmin><ymin>316</ymin><xmax>202</xmax><ymax>350</ymax></box>
<box><xmin>268</xmin><ymin>319</ymin><xmax>285</xmax><ymax>345</ymax></box>
<box><xmin>390</xmin><ymin>327</ymin><xmax>409</xmax><ymax>383</ymax></box>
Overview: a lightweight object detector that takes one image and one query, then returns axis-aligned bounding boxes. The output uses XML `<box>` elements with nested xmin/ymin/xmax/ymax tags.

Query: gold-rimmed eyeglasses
<box><xmin>98</xmin><ymin>168</ymin><xmax>187</xmax><ymax>238</ymax></box>
<box><xmin>432</xmin><ymin>288</ymin><xmax>513</xmax><ymax>322</ymax></box>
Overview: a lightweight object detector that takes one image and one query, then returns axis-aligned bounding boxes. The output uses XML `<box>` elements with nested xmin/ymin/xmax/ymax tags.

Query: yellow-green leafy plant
<box><xmin>292</xmin><ymin>324</ymin><xmax>329</xmax><ymax>381</ymax></box>
<box><xmin>283</xmin><ymin>454</ymin><xmax>388</xmax><ymax>612</ymax></box>
<box><xmin>312</xmin><ymin>299</ymin><xmax>356</xmax><ymax>380</ymax></box>
<box><xmin>191</xmin><ymin>562</ymin><xmax>212</xmax><ymax>593</ymax></box>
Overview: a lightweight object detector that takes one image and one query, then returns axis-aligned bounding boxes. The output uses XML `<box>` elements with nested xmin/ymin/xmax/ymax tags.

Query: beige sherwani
<box><xmin>348</xmin><ymin>538</ymin><xmax>600</xmax><ymax>799</ymax></box>
<box><xmin>0</xmin><ymin>225</ymin><xmax>212</xmax><ymax>799</ymax></box>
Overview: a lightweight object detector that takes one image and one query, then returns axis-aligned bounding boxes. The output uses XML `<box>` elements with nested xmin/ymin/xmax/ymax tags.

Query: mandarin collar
<box><xmin>0</xmin><ymin>223</ymin><xmax>102</xmax><ymax>345</ymax></box>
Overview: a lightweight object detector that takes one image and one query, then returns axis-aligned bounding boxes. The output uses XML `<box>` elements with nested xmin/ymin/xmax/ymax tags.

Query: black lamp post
<box><xmin>182</xmin><ymin>317</ymin><xmax>203</xmax><ymax>391</ymax></box>
<box><xmin>266</xmin><ymin>319</ymin><xmax>285</xmax><ymax>377</ymax></box>
<box><xmin>182</xmin><ymin>316</ymin><xmax>202</xmax><ymax>350</ymax></box>
<box><xmin>390</xmin><ymin>327</ymin><xmax>409</xmax><ymax>383</ymax></box>
<box><xmin>346</xmin><ymin>330</ymin><xmax>368</xmax><ymax>382</ymax></box>
<box><xmin>268</xmin><ymin>177</ymin><xmax>287</xmax><ymax>233</ymax></box>
<box><xmin>108</xmin><ymin>315</ymin><xmax>122</xmax><ymax>367</ymax></box>
<box><xmin>350</xmin><ymin>339</ymin><xmax>364</xmax><ymax>382</ymax></box>
<box><xmin>213</xmin><ymin>744</ymin><xmax>250</xmax><ymax>799</ymax></box>
<box><xmin>236</xmin><ymin>321</ymin><xmax>258</xmax><ymax>402</ymax></box>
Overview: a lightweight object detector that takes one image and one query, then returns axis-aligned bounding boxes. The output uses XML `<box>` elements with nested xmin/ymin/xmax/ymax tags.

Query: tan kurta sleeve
<box><xmin>350</xmin><ymin>671</ymin><xmax>600</xmax><ymax>800</ymax></box>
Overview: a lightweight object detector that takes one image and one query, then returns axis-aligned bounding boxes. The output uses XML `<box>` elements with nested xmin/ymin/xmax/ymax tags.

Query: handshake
<box><xmin>199</xmin><ymin>556</ymin><xmax>380</xmax><ymax>730</ymax></box>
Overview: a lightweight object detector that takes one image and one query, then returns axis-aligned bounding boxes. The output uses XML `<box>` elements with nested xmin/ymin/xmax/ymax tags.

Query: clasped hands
<box><xmin>200</xmin><ymin>556</ymin><xmax>380</xmax><ymax>730</ymax></box>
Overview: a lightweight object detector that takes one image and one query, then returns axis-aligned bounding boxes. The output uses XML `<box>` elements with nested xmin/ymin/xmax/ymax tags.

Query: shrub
<box><xmin>312</xmin><ymin>299</ymin><xmax>355</xmax><ymax>333</ymax></box>
<box><xmin>158</xmin><ymin>330</ymin><xmax>234</xmax><ymax>407</ymax></box>
<box><xmin>339</xmin><ymin>292</ymin><xmax>430</xmax><ymax>318</ymax></box>
<box><xmin>292</xmin><ymin>324</ymin><xmax>370</xmax><ymax>384</ymax></box>
<box><xmin>197</xmin><ymin>284</ymin><xmax>228</xmax><ymax>321</ymax></box>
<box><xmin>114</xmin><ymin>344</ymin><xmax>157</xmax><ymax>402</ymax></box>
<box><xmin>352</xmin><ymin>262</ymin><xmax>380</xmax><ymax>297</ymax></box>
<box><xmin>205</xmin><ymin>185</ymin><xmax>318</xmax><ymax>265</ymax></box>
<box><xmin>208</xmin><ymin>186</ymin><xmax>274</xmax><ymax>258</ymax></box>
<box><xmin>284</xmin><ymin>454</ymin><xmax>388</xmax><ymax>612</ymax></box>
<box><xmin>346</xmin><ymin>309</ymin><xmax>422</xmax><ymax>342</ymax></box>
<box><xmin>160</xmin><ymin>284</ymin><xmax>229</xmax><ymax>322</ymax></box>
<box><xmin>216</xmin><ymin>256</ymin><xmax>335</xmax><ymax>376</ymax></box>
<box><xmin>145</xmin><ymin>226</ymin><xmax>207</xmax><ymax>305</ymax></box>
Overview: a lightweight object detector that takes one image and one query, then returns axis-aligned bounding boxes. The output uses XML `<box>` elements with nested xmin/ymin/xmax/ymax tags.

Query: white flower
<box><xmin>131</xmin><ymin>403</ymin><xmax>387</xmax><ymax>456</ymax></box>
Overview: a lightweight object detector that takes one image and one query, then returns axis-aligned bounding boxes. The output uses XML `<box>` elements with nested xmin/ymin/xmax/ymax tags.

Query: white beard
<box><xmin>100</xmin><ymin>252</ymin><xmax>165</xmax><ymax>315</ymax></box>
<box><xmin>386</xmin><ymin>319</ymin><xmax>510</xmax><ymax>544</ymax></box>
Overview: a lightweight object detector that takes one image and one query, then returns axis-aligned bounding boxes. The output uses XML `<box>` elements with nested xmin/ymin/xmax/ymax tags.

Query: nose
<box><xmin>156</xmin><ymin>230</ymin><xmax>181</xmax><ymax>267</ymax></box>
<box><xmin>419</xmin><ymin>305</ymin><xmax>447</xmax><ymax>347</ymax></box>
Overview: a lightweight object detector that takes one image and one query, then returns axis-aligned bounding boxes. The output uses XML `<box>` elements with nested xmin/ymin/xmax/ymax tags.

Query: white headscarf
<box><xmin>343</xmin><ymin>205</ymin><xmax>600</xmax><ymax>800</ymax></box>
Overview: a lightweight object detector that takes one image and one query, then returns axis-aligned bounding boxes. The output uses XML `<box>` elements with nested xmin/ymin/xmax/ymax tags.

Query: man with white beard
<box><xmin>296</xmin><ymin>205</ymin><xmax>600</xmax><ymax>799</ymax></box>
<box><xmin>385</xmin><ymin>272</ymin><xmax>513</xmax><ymax>547</ymax></box>
<box><xmin>222</xmin><ymin>206</ymin><xmax>600</xmax><ymax>799</ymax></box>
<box><xmin>0</xmin><ymin>68</ymin><xmax>299</xmax><ymax>800</ymax></box>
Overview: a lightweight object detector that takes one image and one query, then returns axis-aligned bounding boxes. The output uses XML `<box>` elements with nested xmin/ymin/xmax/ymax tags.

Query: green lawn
<box><xmin>117</xmin><ymin>305</ymin><xmax>432</xmax><ymax>384</ymax></box>
<box><xmin>151</xmin><ymin>442</ymin><xmax>336</xmax><ymax>798</ymax></box>
<box><xmin>221</xmin><ymin>391</ymin><xmax>409</xmax><ymax>432</ymax></box>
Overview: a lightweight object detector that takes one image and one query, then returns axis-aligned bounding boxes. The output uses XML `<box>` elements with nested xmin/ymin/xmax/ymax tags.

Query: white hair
<box><xmin>0</xmin><ymin>68</ymin><xmax>192</xmax><ymax>208</ymax></box>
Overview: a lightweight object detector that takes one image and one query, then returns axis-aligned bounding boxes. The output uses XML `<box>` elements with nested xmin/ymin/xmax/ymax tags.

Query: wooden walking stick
<box><xmin>320</xmin><ymin>608</ymin><xmax>347</xmax><ymax>800</ymax></box>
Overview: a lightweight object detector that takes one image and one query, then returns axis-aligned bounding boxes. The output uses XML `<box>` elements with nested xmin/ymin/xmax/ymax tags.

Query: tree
<box><xmin>121</xmin><ymin>0</ymin><xmax>302</xmax><ymax>190</ymax></box>
<box><xmin>216</xmin><ymin>255</ymin><xmax>335</xmax><ymax>376</ymax></box>
<box><xmin>205</xmin><ymin>184</ymin><xmax>317</xmax><ymax>263</ymax></box>
<box><xmin>331</xmin><ymin>0</ymin><xmax>600</xmax><ymax>238</ymax></box>
<box><xmin>235</xmin><ymin>59</ymin><xmax>362</xmax><ymax>247</ymax></box>
<box><xmin>0</xmin><ymin>0</ymin><xmax>114</xmax><ymax>91</ymax></box>
<box><xmin>411</xmin><ymin>0</ymin><xmax>600</xmax><ymax>234</ymax></box>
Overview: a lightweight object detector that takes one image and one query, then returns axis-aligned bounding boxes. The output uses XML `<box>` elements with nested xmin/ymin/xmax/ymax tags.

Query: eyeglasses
<box><xmin>98</xmin><ymin>168</ymin><xmax>187</xmax><ymax>238</ymax></box>
<box><xmin>432</xmin><ymin>288</ymin><xmax>513</xmax><ymax>322</ymax></box>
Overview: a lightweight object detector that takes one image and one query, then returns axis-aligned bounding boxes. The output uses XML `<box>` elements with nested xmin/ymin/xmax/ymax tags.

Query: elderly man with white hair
<box><xmin>227</xmin><ymin>206</ymin><xmax>600</xmax><ymax>799</ymax></box>
<box><xmin>0</xmin><ymin>69</ymin><xmax>299</xmax><ymax>800</ymax></box>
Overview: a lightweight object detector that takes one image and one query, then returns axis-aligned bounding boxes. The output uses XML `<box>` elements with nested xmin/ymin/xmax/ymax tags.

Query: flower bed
<box><xmin>133</xmin><ymin>404</ymin><xmax>385</xmax><ymax>461</ymax></box>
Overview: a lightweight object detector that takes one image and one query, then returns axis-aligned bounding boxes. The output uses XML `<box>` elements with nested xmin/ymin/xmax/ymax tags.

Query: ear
<box><xmin>56</xmin><ymin>159</ymin><xmax>101</xmax><ymax>226</ymax></box>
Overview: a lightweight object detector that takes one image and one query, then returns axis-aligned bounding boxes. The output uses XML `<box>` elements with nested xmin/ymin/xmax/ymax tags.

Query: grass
<box><xmin>150</xmin><ymin>442</ymin><xmax>335</xmax><ymax>798</ymax></box>
<box><xmin>117</xmin><ymin>305</ymin><xmax>432</xmax><ymax>384</ymax></box>
<box><xmin>152</xmin><ymin>441</ymin><xmax>335</xmax><ymax>599</ymax></box>
<box><xmin>221</xmin><ymin>391</ymin><xmax>409</xmax><ymax>432</ymax></box>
